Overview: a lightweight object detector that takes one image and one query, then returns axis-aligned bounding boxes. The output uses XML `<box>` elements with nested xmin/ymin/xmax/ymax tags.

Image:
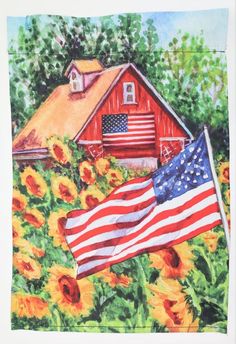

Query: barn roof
<box><xmin>12</xmin><ymin>62</ymin><xmax>193</xmax><ymax>154</ymax></box>
<box><xmin>65</xmin><ymin>59</ymin><xmax>104</xmax><ymax>76</ymax></box>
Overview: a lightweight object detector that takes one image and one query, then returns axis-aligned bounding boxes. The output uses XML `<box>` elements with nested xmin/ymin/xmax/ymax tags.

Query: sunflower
<box><xmin>48</xmin><ymin>136</ymin><xmax>72</xmax><ymax>165</ymax></box>
<box><xmin>149</xmin><ymin>242</ymin><xmax>194</xmax><ymax>279</ymax></box>
<box><xmin>79</xmin><ymin>161</ymin><xmax>96</xmax><ymax>185</ymax></box>
<box><xmin>80</xmin><ymin>185</ymin><xmax>106</xmax><ymax>210</ymax></box>
<box><xmin>12</xmin><ymin>216</ymin><xmax>25</xmax><ymax>246</ymax></box>
<box><xmin>12</xmin><ymin>189</ymin><xmax>27</xmax><ymax>212</ymax></box>
<box><xmin>106</xmin><ymin>169</ymin><xmax>124</xmax><ymax>188</ymax></box>
<box><xmin>51</xmin><ymin>176</ymin><xmax>78</xmax><ymax>203</ymax></box>
<box><xmin>218</xmin><ymin>162</ymin><xmax>230</xmax><ymax>184</ymax></box>
<box><xmin>94</xmin><ymin>157</ymin><xmax>110</xmax><ymax>176</ymax></box>
<box><xmin>13</xmin><ymin>252</ymin><xmax>42</xmax><ymax>280</ymax></box>
<box><xmin>20</xmin><ymin>166</ymin><xmax>47</xmax><ymax>198</ymax></box>
<box><xmin>48</xmin><ymin>209</ymin><xmax>69</xmax><ymax>251</ymax></box>
<box><xmin>201</xmin><ymin>230</ymin><xmax>219</xmax><ymax>253</ymax></box>
<box><xmin>12</xmin><ymin>293</ymin><xmax>50</xmax><ymax>319</ymax></box>
<box><xmin>95</xmin><ymin>268</ymin><xmax>132</xmax><ymax>288</ymax></box>
<box><xmin>23</xmin><ymin>208</ymin><xmax>45</xmax><ymax>228</ymax></box>
<box><xmin>14</xmin><ymin>238</ymin><xmax>45</xmax><ymax>258</ymax></box>
<box><xmin>148</xmin><ymin>278</ymin><xmax>199</xmax><ymax>332</ymax></box>
<box><xmin>45</xmin><ymin>265</ymin><xmax>94</xmax><ymax>316</ymax></box>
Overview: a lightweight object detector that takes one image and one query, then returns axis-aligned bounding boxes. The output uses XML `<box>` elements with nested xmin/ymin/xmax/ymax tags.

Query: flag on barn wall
<box><xmin>8</xmin><ymin>9</ymin><xmax>230</xmax><ymax>334</ymax></box>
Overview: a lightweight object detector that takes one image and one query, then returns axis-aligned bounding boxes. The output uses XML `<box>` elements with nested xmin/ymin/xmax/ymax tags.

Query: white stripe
<box><xmin>103</xmin><ymin>135</ymin><xmax>155</xmax><ymax>142</ymax></box>
<box><xmin>129</xmin><ymin>125</ymin><xmax>155</xmax><ymax>129</ymax></box>
<box><xmin>104</xmin><ymin>141</ymin><xmax>155</xmax><ymax>146</ymax></box>
<box><xmin>71</xmin><ymin>192</ymin><xmax>218</xmax><ymax>258</ymax></box>
<box><xmin>65</xmin><ymin>187</ymin><xmax>155</xmax><ymax>230</ymax></box>
<box><xmin>114</xmin><ymin>178</ymin><xmax>152</xmax><ymax>194</ymax></box>
<box><xmin>128</xmin><ymin>113</ymin><xmax>154</xmax><ymax>119</ymax></box>
<box><xmin>68</xmin><ymin>201</ymin><xmax>156</xmax><ymax>246</ymax></box>
<box><xmin>77</xmin><ymin>212</ymin><xmax>221</xmax><ymax>275</ymax></box>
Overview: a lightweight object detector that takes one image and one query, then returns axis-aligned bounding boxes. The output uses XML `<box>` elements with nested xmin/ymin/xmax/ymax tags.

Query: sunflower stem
<box><xmin>51</xmin><ymin>307</ymin><xmax>62</xmax><ymax>331</ymax></box>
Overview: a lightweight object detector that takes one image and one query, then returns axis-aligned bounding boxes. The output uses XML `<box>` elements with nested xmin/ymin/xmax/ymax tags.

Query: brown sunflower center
<box><xmin>223</xmin><ymin>167</ymin><xmax>229</xmax><ymax>180</ymax></box>
<box><xmin>162</xmin><ymin>248</ymin><xmax>180</xmax><ymax>268</ymax></box>
<box><xmin>12</xmin><ymin>198</ymin><xmax>22</xmax><ymax>211</ymax></box>
<box><xmin>22</xmin><ymin>261</ymin><xmax>34</xmax><ymax>272</ymax></box>
<box><xmin>57</xmin><ymin>217</ymin><xmax>66</xmax><ymax>236</ymax></box>
<box><xmin>53</xmin><ymin>144</ymin><xmax>66</xmax><ymax>163</ymax></box>
<box><xmin>26</xmin><ymin>175</ymin><xmax>41</xmax><ymax>196</ymax></box>
<box><xmin>59</xmin><ymin>183</ymin><xmax>73</xmax><ymax>202</ymax></box>
<box><xmin>163</xmin><ymin>299</ymin><xmax>182</xmax><ymax>325</ymax></box>
<box><xmin>83</xmin><ymin>167</ymin><xmax>92</xmax><ymax>181</ymax></box>
<box><xmin>85</xmin><ymin>195</ymin><xmax>99</xmax><ymax>209</ymax></box>
<box><xmin>24</xmin><ymin>213</ymin><xmax>41</xmax><ymax>228</ymax></box>
<box><xmin>58</xmin><ymin>275</ymin><xmax>80</xmax><ymax>303</ymax></box>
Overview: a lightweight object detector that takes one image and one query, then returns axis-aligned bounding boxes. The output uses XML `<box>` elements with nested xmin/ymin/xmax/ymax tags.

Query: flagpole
<box><xmin>204</xmin><ymin>126</ymin><xmax>230</xmax><ymax>250</ymax></box>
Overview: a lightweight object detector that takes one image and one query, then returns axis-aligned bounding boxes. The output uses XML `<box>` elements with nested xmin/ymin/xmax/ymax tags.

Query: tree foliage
<box><xmin>8</xmin><ymin>14</ymin><xmax>228</xmax><ymax>156</ymax></box>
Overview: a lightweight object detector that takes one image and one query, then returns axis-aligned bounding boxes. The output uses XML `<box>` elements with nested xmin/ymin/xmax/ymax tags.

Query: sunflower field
<box><xmin>11</xmin><ymin>136</ymin><xmax>230</xmax><ymax>333</ymax></box>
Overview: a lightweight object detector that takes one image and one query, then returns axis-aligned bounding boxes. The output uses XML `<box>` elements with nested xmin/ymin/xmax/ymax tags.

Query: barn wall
<box><xmin>77</xmin><ymin>67</ymin><xmax>188</xmax><ymax>159</ymax></box>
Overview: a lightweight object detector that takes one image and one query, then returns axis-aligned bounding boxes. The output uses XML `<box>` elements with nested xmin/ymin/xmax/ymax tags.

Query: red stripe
<box><xmin>68</xmin><ymin>186</ymin><xmax>215</xmax><ymax>249</ymax></box>
<box><xmin>73</xmin><ymin>202</ymin><xmax>219</xmax><ymax>260</ymax></box>
<box><xmin>76</xmin><ymin>219</ymin><xmax>221</xmax><ymax>279</ymax></box>
<box><xmin>66</xmin><ymin>175</ymin><xmax>151</xmax><ymax>220</ymax></box>
<box><xmin>68</xmin><ymin>197</ymin><xmax>156</xmax><ymax>248</ymax></box>
<box><xmin>65</xmin><ymin>181</ymin><xmax>154</xmax><ymax>235</ymax></box>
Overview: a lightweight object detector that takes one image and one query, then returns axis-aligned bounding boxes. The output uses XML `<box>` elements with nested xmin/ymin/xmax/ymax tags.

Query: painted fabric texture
<box><xmin>9</xmin><ymin>11</ymin><xmax>230</xmax><ymax>333</ymax></box>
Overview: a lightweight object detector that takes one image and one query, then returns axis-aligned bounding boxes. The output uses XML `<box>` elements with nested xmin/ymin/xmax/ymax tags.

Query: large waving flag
<box><xmin>64</xmin><ymin>129</ymin><xmax>229</xmax><ymax>279</ymax></box>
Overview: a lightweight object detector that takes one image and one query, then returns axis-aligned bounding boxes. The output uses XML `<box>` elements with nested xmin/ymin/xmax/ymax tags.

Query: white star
<box><xmin>184</xmin><ymin>185</ymin><xmax>188</xmax><ymax>189</ymax></box>
<box><xmin>203</xmin><ymin>174</ymin><xmax>208</xmax><ymax>179</ymax></box>
<box><xmin>189</xmin><ymin>147</ymin><xmax>194</xmax><ymax>153</ymax></box>
<box><xmin>197</xmin><ymin>147</ymin><xmax>201</xmax><ymax>153</ymax></box>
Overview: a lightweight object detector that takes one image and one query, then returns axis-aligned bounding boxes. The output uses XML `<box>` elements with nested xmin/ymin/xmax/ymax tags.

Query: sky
<box><xmin>7</xmin><ymin>8</ymin><xmax>228</xmax><ymax>51</ymax></box>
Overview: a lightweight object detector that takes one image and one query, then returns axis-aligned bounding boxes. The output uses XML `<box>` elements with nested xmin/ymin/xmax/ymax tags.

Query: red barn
<box><xmin>12</xmin><ymin>59</ymin><xmax>193</xmax><ymax>170</ymax></box>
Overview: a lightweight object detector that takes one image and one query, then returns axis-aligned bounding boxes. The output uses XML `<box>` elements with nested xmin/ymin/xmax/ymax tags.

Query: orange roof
<box><xmin>13</xmin><ymin>65</ymin><xmax>125</xmax><ymax>152</ymax></box>
<box><xmin>65</xmin><ymin>59</ymin><xmax>104</xmax><ymax>76</ymax></box>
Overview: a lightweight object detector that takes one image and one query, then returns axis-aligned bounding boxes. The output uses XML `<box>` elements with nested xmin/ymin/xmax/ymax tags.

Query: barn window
<box><xmin>123</xmin><ymin>82</ymin><xmax>135</xmax><ymax>104</ymax></box>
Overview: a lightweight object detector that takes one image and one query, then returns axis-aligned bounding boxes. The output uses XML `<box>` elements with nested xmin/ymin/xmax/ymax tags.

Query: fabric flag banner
<box><xmin>64</xmin><ymin>131</ymin><xmax>223</xmax><ymax>279</ymax></box>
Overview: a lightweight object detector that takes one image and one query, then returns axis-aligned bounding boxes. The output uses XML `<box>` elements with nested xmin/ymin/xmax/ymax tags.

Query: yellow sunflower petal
<box><xmin>48</xmin><ymin>136</ymin><xmax>72</xmax><ymax>165</ymax></box>
<box><xmin>79</xmin><ymin>161</ymin><xmax>96</xmax><ymax>185</ymax></box>
<box><xmin>51</xmin><ymin>176</ymin><xmax>78</xmax><ymax>203</ymax></box>
<box><xmin>13</xmin><ymin>252</ymin><xmax>42</xmax><ymax>280</ymax></box>
<box><xmin>20</xmin><ymin>166</ymin><xmax>47</xmax><ymax>198</ymax></box>
<box><xmin>94</xmin><ymin>158</ymin><xmax>110</xmax><ymax>176</ymax></box>
<box><xmin>45</xmin><ymin>264</ymin><xmax>94</xmax><ymax>316</ymax></box>
<box><xmin>80</xmin><ymin>184</ymin><xmax>106</xmax><ymax>209</ymax></box>
<box><xmin>12</xmin><ymin>189</ymin><xmax>27</xmax><ymax>212</ymax></box>
<box><xmin>23</xmin><ymin>208</ymin><xmax>45</xmax><ymax>228</ymax></box>
<box><xmin>149</xmin><ymin>242</ymin><xmax>194</xmax><ymax>279</ymax></box>
<box><xmin>218</xmin><ymin>162</ymin><xmax>230</xmax><ymax>184</ymax></box>
<box><xmin>12</xmin><ymin>293</ymin><xmax>49</xmax><ymax>319</ymax></box>
<box><xmin>48</xmin><ymin>209</ymin><xmax>69</xmax><ymax>251</ymax></box>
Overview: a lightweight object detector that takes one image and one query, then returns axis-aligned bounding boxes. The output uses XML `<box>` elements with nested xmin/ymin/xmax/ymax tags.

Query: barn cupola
<box><xmin>65</xmin><ymin>59</ymin><xmax>104</xmax><ymax>93</ymax></box>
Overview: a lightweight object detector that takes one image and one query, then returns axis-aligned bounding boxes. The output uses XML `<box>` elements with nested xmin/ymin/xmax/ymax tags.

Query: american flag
<box><xmin>102</xmin><ymin>113</ymin><xmax>155</xmax><ymax>147</ymax></box>
<box><xmin>64</xmin><ymin>131</ymin><xmax>223</xmax><ymax>279</ymax></box>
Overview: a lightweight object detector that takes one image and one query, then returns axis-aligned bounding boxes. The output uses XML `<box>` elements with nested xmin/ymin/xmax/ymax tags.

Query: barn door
<box><xmin>159</xmin><ymin>137</ymin><xmax>189</xmax><ymax>165</ymax></box>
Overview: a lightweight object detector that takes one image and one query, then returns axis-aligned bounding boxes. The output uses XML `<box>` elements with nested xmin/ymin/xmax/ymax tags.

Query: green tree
<box><xmin>8</xmin><ymin>14</ymin><xmax>228</xmax><ymax>156</ymax></box>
